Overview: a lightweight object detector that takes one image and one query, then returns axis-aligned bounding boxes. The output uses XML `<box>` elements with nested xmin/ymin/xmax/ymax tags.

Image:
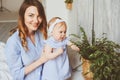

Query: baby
<box><xmin>42</xmin><ymin>17</ymin><xmax>80</xmax><ymax>80</ymax></box>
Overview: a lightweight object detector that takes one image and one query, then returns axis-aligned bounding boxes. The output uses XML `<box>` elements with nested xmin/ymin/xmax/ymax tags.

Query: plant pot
<box><xmin>81</xmin><ymin>57</ymin><xmax>93</xmax><ymax>80</ymax></box>
<box><xmin>66</xmin><ymin>3</ymin><xmax>72</xmax><ymax>10</ymax></box>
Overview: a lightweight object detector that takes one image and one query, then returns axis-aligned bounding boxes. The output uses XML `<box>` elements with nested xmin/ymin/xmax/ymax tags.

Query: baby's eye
<box><xmin>60</xmin><ymin>31</ymin><xmax>62</xmax><ymax>33</ymax></box>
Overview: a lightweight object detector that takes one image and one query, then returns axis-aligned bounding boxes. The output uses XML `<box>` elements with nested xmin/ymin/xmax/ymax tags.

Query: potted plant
<box><xmin>64</xmin><ymin>0</ymin><xmax>73</xmax><ymax>10</ymax></box>
<box><xmin>70</xmin><ymin>26</ymin><xmax>120</xmax><ymax>80</ymax></box>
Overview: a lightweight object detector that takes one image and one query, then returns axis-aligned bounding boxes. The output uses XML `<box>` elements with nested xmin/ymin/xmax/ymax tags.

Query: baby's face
<box><xmin>52</xmin><ymin>24</ymin><xmax>67</xmax><ymax>42</ymax></box>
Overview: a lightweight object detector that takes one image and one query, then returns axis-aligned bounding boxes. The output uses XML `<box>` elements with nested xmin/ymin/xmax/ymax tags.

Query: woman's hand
<box><xmin>55</xmin><ymin>47</ymin><xmax>64</xmax><ymax>55</ymax></box>
<box><xmin>41</xmin><ymin>48</ymin><xmax>63</xmax><ymax>61</ymax></box>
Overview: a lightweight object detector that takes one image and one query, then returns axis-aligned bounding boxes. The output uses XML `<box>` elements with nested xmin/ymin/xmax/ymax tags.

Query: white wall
<box><xmin>3</xmin><ymin>0</ymin><xmax>23</xmax><ymax>12</ymax></box>
<box><xmin>45</xmin><ymin>0</ymin><xmax>67</xmax><ymax>21</ymax></box>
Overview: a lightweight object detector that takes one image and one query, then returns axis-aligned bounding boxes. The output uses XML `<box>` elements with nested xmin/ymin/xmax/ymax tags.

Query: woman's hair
<box><xmin>11</xmin><ymin>0</ymin><xmax>47</xmax><ymax>51</ymax></box>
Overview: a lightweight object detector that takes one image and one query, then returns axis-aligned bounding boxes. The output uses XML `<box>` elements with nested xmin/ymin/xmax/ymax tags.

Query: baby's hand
<box><xmin>71</xmin><ymin>45</ymin><xmax>80</xmax><ymax>51</ymax></box>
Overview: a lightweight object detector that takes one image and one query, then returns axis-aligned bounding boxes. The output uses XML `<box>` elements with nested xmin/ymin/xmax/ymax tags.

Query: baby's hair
<box><xmin>47</xmin><ymin>17</ymin><xmax>67</xmax><ymax>37</ymax></box>
<box><xmin>48</xmin><ymin>17</ymin><xmax>62</xmax><ymax>28</ymax></box>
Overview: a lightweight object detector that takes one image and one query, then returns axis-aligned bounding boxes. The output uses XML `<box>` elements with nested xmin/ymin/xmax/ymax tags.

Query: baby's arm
<box><xmin>67</xmin><ymin>41</ymin><xmax>80</xmax><ymax>51</ymax></box>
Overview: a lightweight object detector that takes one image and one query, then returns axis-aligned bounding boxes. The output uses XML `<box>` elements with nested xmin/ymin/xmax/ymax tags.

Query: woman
<box><xmin>5</xmin><ymin>0</ymin><xmax>63</xmax><ymax>80</ymax></box>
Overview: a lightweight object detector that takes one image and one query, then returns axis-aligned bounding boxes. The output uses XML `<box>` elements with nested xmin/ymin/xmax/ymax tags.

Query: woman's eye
<box><xmin>29</xmin><ymin>14</ymin><xmax>34</xmax><ymax>17</ymax></box>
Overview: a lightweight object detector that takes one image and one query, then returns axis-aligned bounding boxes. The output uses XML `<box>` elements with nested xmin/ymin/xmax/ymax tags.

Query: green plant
<box><xmin>70</xmin><ymin>26</ymin><xmax>120</xmax><ymax>80</ymax></box>
<box><xmin>64</xmin><ymin>0</ymin><xmax>73</xmax><ymax>3</ymax></box>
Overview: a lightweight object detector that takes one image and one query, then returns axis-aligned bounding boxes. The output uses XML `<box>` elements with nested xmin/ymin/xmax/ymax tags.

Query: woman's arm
<box><xmin>5</xmin><ymin>35</ymin><xmax>48</xmax><ymax>79</ymax></box>
<box><xmin>24</xmin><ymin>53</ymin><xmax>47</xmax><ymax>75</ymax></box>
<box><xmin>5</xmin><ymin>36</ymin><xmax>64</xmax><ymax>80</ymax></box>
<box><xmin>25</xmin><ymin>44</ymin><xmax>63</xmax><ymax>75</ymax></box>
<box><xmin>5</xmin><ymin>37</ymin><xmax>25</xmax><ymax>80</ymax></box>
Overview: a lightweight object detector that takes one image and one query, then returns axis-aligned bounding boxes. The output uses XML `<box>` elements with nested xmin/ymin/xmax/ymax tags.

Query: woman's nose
<box><xmin>34</xmin><ymin>17</ymin><xmax>39</xmax><ymax>23</ymax></box>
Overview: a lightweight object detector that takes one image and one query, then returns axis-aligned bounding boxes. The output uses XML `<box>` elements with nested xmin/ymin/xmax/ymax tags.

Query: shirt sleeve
<box><xmin>65</xmin><ymin>37</ymin><xmax>70</xmax><ymax>45</ymax></box>
<box><xmin>5</xmin><ymin>36</ymin><xmax>25</xmax><ymax>80</ymax></box>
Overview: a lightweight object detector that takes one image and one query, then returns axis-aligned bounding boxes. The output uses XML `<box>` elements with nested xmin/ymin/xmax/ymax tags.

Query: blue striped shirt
<box><xmin>5</xmin><ymin>30</ymin><xmax>44</xmax><ymax>80</ymax></box>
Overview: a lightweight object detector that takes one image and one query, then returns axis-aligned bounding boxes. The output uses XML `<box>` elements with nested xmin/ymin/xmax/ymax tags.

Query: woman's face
<box><xmin>24</xmin><ymin>6</ymin><xmax>42</xmax><ymax>33</ymax></box>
